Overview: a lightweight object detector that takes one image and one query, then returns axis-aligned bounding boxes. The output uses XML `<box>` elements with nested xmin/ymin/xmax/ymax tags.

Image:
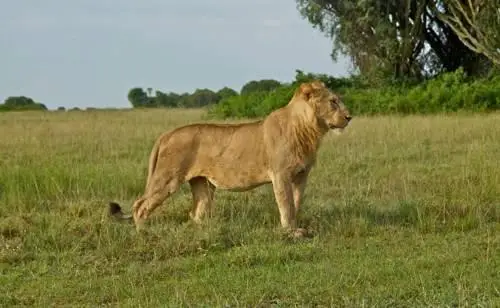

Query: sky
<box><xmin>1</xmin><ymin>0</ymin><xmax>351</xmax><ymax>110</ymax></box>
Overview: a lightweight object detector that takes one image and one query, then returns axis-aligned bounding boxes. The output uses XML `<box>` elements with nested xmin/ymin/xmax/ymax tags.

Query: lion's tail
<box><xmin>108</xmin><ymin>202</ymin><xmax>133</xmax><ymax>221</ymax></box>
<box><xmin>144</xmin><ymin>135</ymin><xmax>162</xmax><ymax>190</ymax></box>
<box><xmin>108</xmin><ymin>135</ymin><xmax>163</xmax><ymax>222</ymax></box>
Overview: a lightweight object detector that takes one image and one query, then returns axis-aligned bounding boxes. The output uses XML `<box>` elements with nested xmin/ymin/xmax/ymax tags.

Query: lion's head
<box><xmin>293</xmin><ymin>80</ymin><xmax>352</xmax><ymax>131</ymax></box>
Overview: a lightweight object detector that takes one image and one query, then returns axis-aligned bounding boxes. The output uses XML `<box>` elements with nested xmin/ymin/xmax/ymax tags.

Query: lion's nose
<box><xmin>345</xmin><ymin>115</ymin><xmax>352</xmax><ymax>122</ymax></box>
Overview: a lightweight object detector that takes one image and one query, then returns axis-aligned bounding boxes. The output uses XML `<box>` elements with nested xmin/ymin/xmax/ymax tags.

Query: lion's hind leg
<box><xmin>188</xmin><ymin>176</ymin><xmax>216</xmax><ymax>223</ymax></box>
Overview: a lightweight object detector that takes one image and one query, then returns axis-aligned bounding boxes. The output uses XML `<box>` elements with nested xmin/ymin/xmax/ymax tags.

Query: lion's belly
<box><xmin>206</xmin><ymin>172</ymin><xmax>271</xmax><ymax>191</ymax></box>
<box><xmin>188</xmin><ymin>160</ymin><xmax>271</xmax><ymax>191</ymax></box>
<box><xmin>207</xmin><ymin>177</ymin><xmax>269</xmax><ymax>192</ymax></box>
<box><xmin>204</xmin><ymin>162</ymin><xmax>271</xmax><ymax>190</ymax></box>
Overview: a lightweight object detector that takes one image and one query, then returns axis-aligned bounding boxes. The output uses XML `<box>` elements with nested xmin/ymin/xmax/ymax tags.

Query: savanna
<box><xmin>1</xmin><ymin>107</ymin><xmax>498</xmax><ymax>306</ymax></box>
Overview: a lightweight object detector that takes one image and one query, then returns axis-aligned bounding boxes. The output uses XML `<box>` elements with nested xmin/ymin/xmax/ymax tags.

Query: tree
<box><xmin>154</xmin><ymin>90</ymin><xmax>181</xmax><ymax>107</ymax></box>
<box><xmin>240</xmin><ymin>79</ymin><xmax>282</xmax><ymax>95</ymax></box>
<box><xmin>180</xmin><ymin>89</ymin><xmax>220</xmax><ymax>108</ymax></box>
<box><xmin>295</xmin><ymin>0</ymin><xmax>494</xmax><ymax>81</ymax></box>
<box><xmin>294</xmin><ymin>69</ymin><xmax>356</xmax><ymax>89</ymax></box>
<box><xmin>432</xmin><ymin>0</ymin><xmax>500</xmax><ymax>65</ymax></box>
<box><xmin>216</xmin><ymin>87</ymin><xmax>238</xmax><ymax>101</ymax></box>
<box><xmin>176</xmin><ymin>93</ymin><xmax>191</xmax><ymax>108</ymax></box>
<box><xmin>1</xmin><ymin>96</ymin><xmax>47</xmax><ymax>111</ymax></box>
<box><xmin>127</xmin><ymin>87</ymin><xmax>149</xmax><ymax>108</ymax></box>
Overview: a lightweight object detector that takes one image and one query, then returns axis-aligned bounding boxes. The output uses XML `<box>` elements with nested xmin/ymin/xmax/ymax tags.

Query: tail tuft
<box><xmin>108</xmin><ymin>202</ymin><xmax>133</xmax><ymax>221</ymax></box>
<box><xmin>109</xmin><ymin>202</ymin><xmax>123</xmax><ymax>216</ymax></box>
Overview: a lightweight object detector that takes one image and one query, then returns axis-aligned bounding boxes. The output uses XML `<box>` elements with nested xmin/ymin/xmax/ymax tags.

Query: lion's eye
<box><xmin>330</xmin><ymin>100</ymin><xmax>338</xmax><ymax>108</ymax></box>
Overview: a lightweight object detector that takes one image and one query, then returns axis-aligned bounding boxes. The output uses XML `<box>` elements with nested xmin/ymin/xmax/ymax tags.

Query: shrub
<box><xmin>209</xmin><ymin>69</ymin><xmax>500</xmax><ymax>119</ymax></box>
<box><xmin>0</xmin><ymin>96</ymin><xmax>47</xmax><ymax>112</ymax></box>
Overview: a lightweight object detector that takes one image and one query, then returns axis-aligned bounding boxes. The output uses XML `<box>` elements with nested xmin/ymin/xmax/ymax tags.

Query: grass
<box><xmin>1</xmin><ymin>108</ymin><xmax>499</xmax><ymax>307</ymax></box>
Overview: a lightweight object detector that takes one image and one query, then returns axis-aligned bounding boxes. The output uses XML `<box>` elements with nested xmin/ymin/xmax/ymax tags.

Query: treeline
<box><xmin>207</xmin><ymin>69</ymin><xmax>500</xmax><ymax>119</ymax></box>
<box><xmin>0</xmin><ymin>96</ymin><xmax>47</xmax><ymax>112</ymax></box>
<box><xmin>127</xmin><ymin>66</ymin><xmax>499</xmax><ymax>119</ymax></box>
<box><xmin>126</xmin><ymin>79</ymin><xmax>283</xmax><ymax>108</ymax></box>
<box><xmin>341</xmin><ymin>69</ymin><xmax>500</xmax><ymax>115</ymax></box>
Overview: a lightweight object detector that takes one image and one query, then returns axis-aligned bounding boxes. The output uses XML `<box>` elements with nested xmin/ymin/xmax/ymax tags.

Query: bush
<box><xmin>345</xmin><ymin>69</ymin><xmax>500</xmax><ymax>115</ymax></box>
<box><xmin>207</xmin><ymin>91</ymin><xmax>270</xmax><ymax>119</ymax></box>
<box><xmin>209</xmin><ymin>69</ymin><xmax>500</xmax><ymax>119</ymax></box>
<box><xmin>0</xmin><ymin>102</ymin><xmax>47</xmax><ymax>112</ymax></box>
<box><xmin>0</xmin><ymin>96</ymin><xmax>47</xmax><ymax>112</ymax></box>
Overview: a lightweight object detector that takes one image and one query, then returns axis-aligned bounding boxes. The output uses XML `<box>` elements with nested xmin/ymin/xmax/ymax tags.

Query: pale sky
<box><xmin>1</xmin><ymin>0</ymin><xmax>350</xmax><ymax>109</ymax></box>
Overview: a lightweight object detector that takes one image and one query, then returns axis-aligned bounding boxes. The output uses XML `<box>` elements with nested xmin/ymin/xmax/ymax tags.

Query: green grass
<box><xmin>1</xmin><ymin>108</ymin><xmax>499</xmax><ymax>307</ymax></box>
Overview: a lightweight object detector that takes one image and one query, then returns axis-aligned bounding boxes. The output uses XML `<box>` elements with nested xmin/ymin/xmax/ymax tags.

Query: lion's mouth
<box><xmin>329</xmin><ymin>121</ymin><xmax>350</xmax><ymax>129</ymax></box>
<box><xmin>328</xmin><ymin>123</ymin><xmax>349</xmax><ymax>132</ymax></box>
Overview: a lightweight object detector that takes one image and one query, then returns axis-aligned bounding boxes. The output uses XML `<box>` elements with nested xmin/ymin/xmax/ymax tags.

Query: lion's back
<box><xmin>157</xmin><ymin>121</ymin><xmax>270</xmax><ymax>187</ymax></box>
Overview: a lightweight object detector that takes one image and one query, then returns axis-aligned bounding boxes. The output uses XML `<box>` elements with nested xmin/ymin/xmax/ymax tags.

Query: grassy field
<box><xmin>1</xmin><ymin>108</ymin><xmax>499</xmax><ymax>307</ymax></box>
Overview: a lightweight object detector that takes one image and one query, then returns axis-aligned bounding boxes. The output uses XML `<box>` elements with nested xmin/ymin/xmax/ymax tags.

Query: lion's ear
<box><xmin>310</xmin><ymin>80</ymin><xmax>326</xmax><ymax>89</ymax></box>
<box><xmin>298</xmin><ymin>83</ymin><xmax>314</xmax><ymax>101</ymax></box>
<box><xmin>297</xmin><ymin>80</ymin><xmax>325</xmax><ymax>101</ymax></box>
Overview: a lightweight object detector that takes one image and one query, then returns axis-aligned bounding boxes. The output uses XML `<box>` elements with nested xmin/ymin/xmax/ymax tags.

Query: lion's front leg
<box><xmin>292</xmin><ymin>168</ymin><xmax>310</xmax><ymax>216</ymax></box>
<box><xmin>270</xmin><ymin>172</ymin><xmax>297</xmax><ymax>231</ymax></box>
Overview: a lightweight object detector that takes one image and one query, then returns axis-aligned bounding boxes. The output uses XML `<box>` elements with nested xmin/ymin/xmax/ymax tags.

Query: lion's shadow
<box><xmin>298</xmin><ymin>200</ymin><xmax>424</xmax><ymax>231</ymax></box>
<box><xmin>153</xmin><ymin>194</ymin><xmax>424</xmax><ymax>234</ymax></box>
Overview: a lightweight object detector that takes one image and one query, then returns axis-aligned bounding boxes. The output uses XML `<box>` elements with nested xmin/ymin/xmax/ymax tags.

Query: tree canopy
<box><xmin>431</xmin><ymin>0</ymin><xmax>500</xmax><ymax>65</ymax></box>
<box><xmin>126</xmin><ymin>85</ymin><xmax>239</xmax><ymax>108</ymax></box>
<box><xmin>127</xmin><ymin>88</ymin><xmax>152</xmax><ymax>108</ymax></box>
<box><xmin>295</xmin><ymin>0</ymin><xmax>498</xmax><ymax>81</ymax></box>
<box><xmin>0</xmin><ymin>96</ymin><xmax>47</xmax><ymax>112</ymax></box>
<box><xmin>240</xmin><ymin>79</ymin><xmax>282</xmax><ymax>95</ymax></box>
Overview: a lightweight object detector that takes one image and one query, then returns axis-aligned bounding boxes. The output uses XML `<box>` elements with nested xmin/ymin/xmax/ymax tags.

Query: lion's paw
<box><xmin>288</xmin><ymin>227</ymin><xmax>314</xmax><ymax>240</ymax></box>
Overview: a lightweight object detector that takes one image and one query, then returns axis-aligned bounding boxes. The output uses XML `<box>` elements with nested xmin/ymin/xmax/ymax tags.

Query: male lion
<box><xmin>109</xmin><ymin>80</ymin><xmax>352</xmax><ymax>237</ymax></box>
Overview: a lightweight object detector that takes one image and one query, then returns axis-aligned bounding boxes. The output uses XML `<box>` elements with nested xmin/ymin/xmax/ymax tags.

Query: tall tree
<box><xmin>432</xmin><ymin>0</ymin><xmax>500</xmax><ymax>65</ymax></box>
<box><xmin>240</xmin><ymin>79</ymin><xmax>282</xmax><ymax>95</ymax></box>
<box><xmin>216</xmin><ymin>87</ymin><xmax>238</xmax><ymax>101</ymax></box>
<box><xmin>127</xmin><ymin>87</ymin><xmax>149</xmax><ymax>108</ymax></box>
<box><xmin>295</xmin><ymin>0</ymin><xmax>494</xmax><ymax>80</ymax></box>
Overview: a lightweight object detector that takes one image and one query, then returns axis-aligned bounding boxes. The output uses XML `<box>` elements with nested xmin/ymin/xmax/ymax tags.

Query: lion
<box><xmin>108</xmin><ymin>80</ymin><xmax>352</xmax><ymax>237</ymax></box>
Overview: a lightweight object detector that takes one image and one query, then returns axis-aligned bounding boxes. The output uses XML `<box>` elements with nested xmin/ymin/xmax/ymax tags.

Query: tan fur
<box><xmin>108</xmin><ymin>80</ymin><xmax>352</xmax><ymax>237</ymax></box>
